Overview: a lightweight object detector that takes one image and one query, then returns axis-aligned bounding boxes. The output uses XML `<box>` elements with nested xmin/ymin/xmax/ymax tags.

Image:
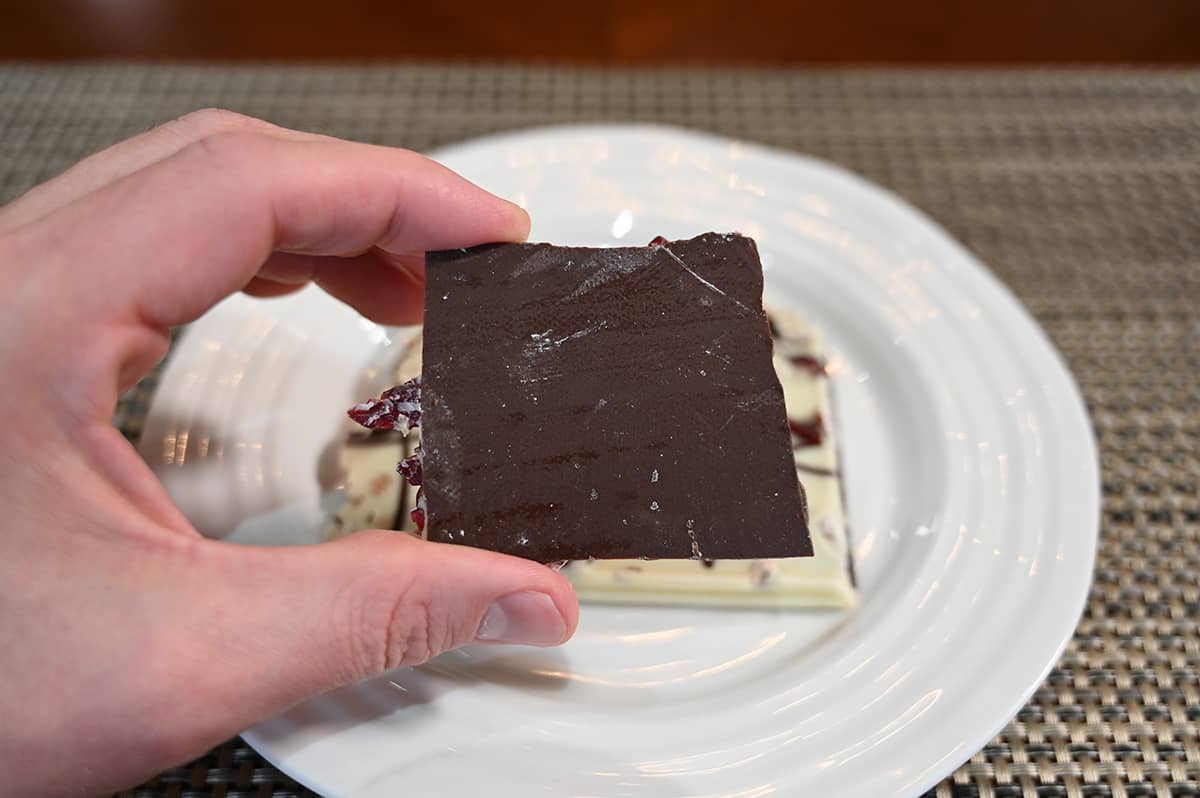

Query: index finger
<box><xmin>20</xmin><ymin>130</ymin><xmax>529</xmax><ymax>329</ymax></box>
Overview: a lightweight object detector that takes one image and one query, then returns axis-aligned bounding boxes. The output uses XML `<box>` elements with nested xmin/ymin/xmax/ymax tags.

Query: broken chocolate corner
<box><xmin>355</xmin><ymin>233</ymin><xmax>813</xmax><ymax>563</ymax></box>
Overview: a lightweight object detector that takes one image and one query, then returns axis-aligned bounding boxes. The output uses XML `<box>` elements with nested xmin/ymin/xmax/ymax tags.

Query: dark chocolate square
<box><xmin>421</xmin><ymin>233</ymin><xmax>812</xmax><ymax>561</ymax></box>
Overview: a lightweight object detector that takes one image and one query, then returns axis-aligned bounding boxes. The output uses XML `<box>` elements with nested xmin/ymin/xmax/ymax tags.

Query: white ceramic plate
<box><xmin>139</xmin><ymin>125</ymin><xmax>1099</xmax><ymax>797</ymax></box>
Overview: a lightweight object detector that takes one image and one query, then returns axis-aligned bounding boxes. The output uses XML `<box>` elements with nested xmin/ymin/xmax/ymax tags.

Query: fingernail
<box><xmin>503</xmin><ymin>200</ymin><xmax>531</xmax><ymax>241</ymax></box>
<box><xmin>477</xmin><ymin>591</ymin><xmax>566</xmax><ymax>646</ymax></box>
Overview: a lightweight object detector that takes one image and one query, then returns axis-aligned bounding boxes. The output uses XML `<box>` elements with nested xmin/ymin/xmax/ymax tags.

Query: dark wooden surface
<box><xmin>3</xmin><ymin>0</ymin><xmax>1199</xmax><ymax>63</ymax></box>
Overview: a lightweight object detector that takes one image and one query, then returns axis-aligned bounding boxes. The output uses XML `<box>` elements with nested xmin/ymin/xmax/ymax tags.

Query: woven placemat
<box><xmin>1</xmin><ymin>64</ymin><xmax>1196</xmax><ymax>798</ymax></box>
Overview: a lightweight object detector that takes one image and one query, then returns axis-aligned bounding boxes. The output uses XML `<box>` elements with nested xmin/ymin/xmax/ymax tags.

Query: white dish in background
<box><xmin>139</xmin><ymin>125</ymin><xmax>1099</xmax><ymax>797</ymax></box>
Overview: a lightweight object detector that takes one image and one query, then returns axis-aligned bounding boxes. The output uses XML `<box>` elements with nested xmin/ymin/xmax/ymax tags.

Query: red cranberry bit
<box><xmin>411</xmin><ymin>488</ymin><xmax>426</xmax><ymax>532</ymax></box>
<box><xmin>397</xmin><ymin>445</ymin><xmax>423</xmax><ymax>486</ymax></box>
<box><xmin>347</xmin><ymin>400</ymin><xmax>397</xmax><ymax>430</ymax></box>
<box><xmin>648</xmin><ymin>235</ymin><xmax>669</xmax><ymax>247</ymax></box>
<box><xmin>788</xmin><ymin>413</ymin><xmax>824</xmax><ymax>447</ymax></box>
<box><xmin>349</xmin><ymin>376</ymin><xmax>427</xmax><ymax>522</ymax></box>
<box><xmin>347</xmin><ymin>376</ymin><xmax>422</xmax><ymax>433</ymax></box>
<box><xmin>382</xmin><ymin>378</ymin><xmax>421</xmax><ymax>408</ymax></box>
<box><xmin>789</xmin><ymin>355</ymin><xmax>827</xmax><ymax>377</ymax></box>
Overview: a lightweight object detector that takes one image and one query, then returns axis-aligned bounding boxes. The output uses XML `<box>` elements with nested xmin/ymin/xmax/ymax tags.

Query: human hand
<box><xmin>0</xmin><ymin>109</ymin><xmax>578</xmax><ymax>797</ymax></box>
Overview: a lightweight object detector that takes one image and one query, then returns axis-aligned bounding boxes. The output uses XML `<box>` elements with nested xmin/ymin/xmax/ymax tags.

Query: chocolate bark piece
<box><xmin>421</xmin><ymin>233</ymin><xmax>812</xmax><ymax>562</ymax></box>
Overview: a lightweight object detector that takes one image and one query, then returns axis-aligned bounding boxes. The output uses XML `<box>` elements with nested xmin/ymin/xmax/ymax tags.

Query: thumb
<box><xmin>184</xmin><ymin>530</ymin><xmax>577</xmax><ymax>733</ymax></box>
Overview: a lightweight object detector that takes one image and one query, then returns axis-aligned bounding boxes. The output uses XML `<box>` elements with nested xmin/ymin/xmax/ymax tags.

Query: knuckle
<box><xmin>167</xmin><ymin>107</ymin><xmax>265</xmax><ymax>138</ymax></box>
<box><xmin>333</xmin><ymin>534</ymin><xmax>469</xmax><ymax>678</ymax></box>
<box><xmin>384</xmin><ymin>589</ymin><xmax>458</xmax><ymax>669</ymax></box>
<box><xmin>335</xmin><ymin>572</ymin><xmax>433</xmax><ymax>675</ymax></box>
<box><xmin>390</xmin><ymin>600</ymin><xmax>435</xmax><ymax>668</ymax></box>
<box><xmin>180</xmin><ymin>128</ymin><xmax>261</xmax><ymax>173</ymax></box>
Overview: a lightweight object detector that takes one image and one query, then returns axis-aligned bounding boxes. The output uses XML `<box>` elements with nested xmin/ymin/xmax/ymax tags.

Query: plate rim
<box><xmin>205</xmin><ymin>122</ymin><xmax>1101</xmax><ymax>797</ymax></box>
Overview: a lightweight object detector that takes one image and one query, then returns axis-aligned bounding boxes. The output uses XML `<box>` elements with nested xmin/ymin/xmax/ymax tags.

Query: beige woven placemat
<box><xmin>1</xmin><ymin>64</ymin><xmax>1196</xmax><ymax>798</ymax></box>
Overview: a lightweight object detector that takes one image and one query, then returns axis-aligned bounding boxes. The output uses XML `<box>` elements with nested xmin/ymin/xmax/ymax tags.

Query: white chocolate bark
<box><xmin>326</xmin><ymin>328</ymin><xmax>423</xmax><ymax>540</ymax></box>
<box><xmin>564</xmin><ymin>307</ymin><xmax>856</xmax><ymax>608</ymax></box>
<box><xmin>327</xmin><ymin>436</ymin><xmax>405</xmax><ymax>536</ymax></box>
<box><xmin>330</xmin><ymin>311</ymin><xmax>855</xmax><ymax>609</ymax></box>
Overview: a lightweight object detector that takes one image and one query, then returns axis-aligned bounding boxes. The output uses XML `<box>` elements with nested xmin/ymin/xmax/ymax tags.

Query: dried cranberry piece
<box><xmin>648</xmin><ymin>235</ymin><xmax>669</xmax><ymax>247</ymax></box>
<box><xmin>381</xmin><ymin>378</ymin><xmax>420</xmax><ymax>403</ymax></box>
<box><xmin>789</xmin><ymin>355</ymin><xmax>827</xmax><ymax>376</ymax></box>
<box><xmin>347</xmin><ymin>376</ymin><xmax>422</xmax><ymax>433</ymax></box>
<box><xmin>347</xmin><ymin>400</ymin><xmax>397</xmax><ymax>430</ymax></box>
<box><xmin>397</xmin><ymin>445</ymin><xmax>423</xmax><ymax>486</ymax></box>
<box><xmin>350</xmin><ymin>377</ymin><xmax>427</xmax><ymax>523</ymax></box>
<box><xmin>788</xmin><ymin>413</ymin><xmax>824</xmax><ymax>447</ymax></box>
<box><xmin>411</xmin><ymin>488</ymin><xmax>426</xmax><ymax>532</ymax></box>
